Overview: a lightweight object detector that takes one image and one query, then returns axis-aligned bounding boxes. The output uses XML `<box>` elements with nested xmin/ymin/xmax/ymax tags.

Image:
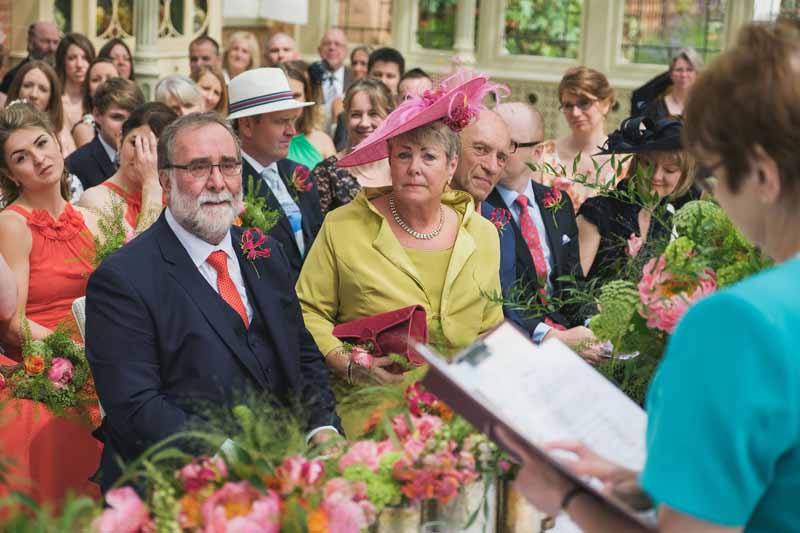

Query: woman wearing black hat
<box><xmin>576</xmin><ymin>117</ymin><xmax>699</xmax><ymax>284</ymax></box>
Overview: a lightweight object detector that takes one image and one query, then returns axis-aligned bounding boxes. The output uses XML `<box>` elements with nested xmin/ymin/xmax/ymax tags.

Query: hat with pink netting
<box><xmin>337</xmin><ymin>70</ymin><xmax>506</xmax><ymax>168</ymax></box>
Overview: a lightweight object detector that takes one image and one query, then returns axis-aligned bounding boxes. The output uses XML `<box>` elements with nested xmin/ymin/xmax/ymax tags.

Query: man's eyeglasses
<box><xmin>510</xmin><ymin>140</ymin><xmax>543</xmax><ymax>153</ymax></box>
<box><xmin>558</xmin><ymin>98</ymin><xmax>596</xmax><ymax>113</ymax></box>
<box><xmin>163</xmin><ymin>160</ymin><xmax>242</xmax><ymax>180</ymax></box>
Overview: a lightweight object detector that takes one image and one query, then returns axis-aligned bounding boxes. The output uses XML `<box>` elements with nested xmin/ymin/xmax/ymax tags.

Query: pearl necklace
<box><xmin>389</xmin><ymin>194</ymin><xmax>444</xmax><ymax>240</ymax></box>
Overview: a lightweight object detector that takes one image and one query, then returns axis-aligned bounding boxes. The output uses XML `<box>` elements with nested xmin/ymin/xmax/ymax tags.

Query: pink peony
<box><xmin>92</xmin><ymin>486</ymin><xmax>153</xmax><ymax>533</ymax></box>
<box><xmin>48</xmin><ymin>357</ymin><xmax>74</xmax><ymax>390</ymax></box>
<box><xmin>322</xmin><ymin>478</ymin><xmax>376</xmax><ymax>533</ymax></box>
<box><xmin>202</xmin><ymin>482</ymin><xmax>280</xmax><ymax>533</ymax></box>
<box><xmin>178</xmin><ymin>456</ymin><xmax>228</xmax><ymax>493</ymax></box>
<box><xmin>338</xmin><ymin>439</ymin><xmax>395</xmax><ymax>472</ymax></box>
<box><xmin>274</xmin><ymin>455</ymin><xmax>325</xmax><ymax>495</ymax></box>
<box><xmin>626</xmin><ymin>233</ymin><xmax>644</xmax><ymax>258</ymax></box>
<box><xmin>638</xmin><ymin>256</ymin><xmax>717</xmax><ymax>333</ymax></box>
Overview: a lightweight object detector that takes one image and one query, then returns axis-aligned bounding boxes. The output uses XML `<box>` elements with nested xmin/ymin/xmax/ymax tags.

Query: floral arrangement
<box><xmin>52</xmin><ymin>380</ymin><xmax>514</xmax><ymax>532</ymax></box>
<box><xmin>0</xmin><ymin>321</ymin><xmax>96</xmax><ymax>419</ymax></box>
<box><xmin>591</xmin><ymin>200</ymin><xmax>772</xmax><ymax>403</ymax></box>
<box><xmin>236</xmin><ymin>175</ymin><xmax>282</xmax><ymax>234</ymax></box>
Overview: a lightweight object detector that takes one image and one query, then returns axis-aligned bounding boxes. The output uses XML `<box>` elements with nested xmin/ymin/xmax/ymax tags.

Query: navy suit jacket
<box><xmin>241</xmin><ymin>158</ymin><xmax>323</xmax><ymax>281</ymax></box>
<box><xmin>66</xmin><ymin>135</ymin><xmax>116</xmax><ymax>189</ymax></box>
<box><xmin>484</xmin><ymin>182</ymin><xmax>583</xmax><ymax>337</ymax></box>
<box><xmin>85</xmin><ymin>213</ymin><xmax>338</xmax><ymax>491</ymax></box>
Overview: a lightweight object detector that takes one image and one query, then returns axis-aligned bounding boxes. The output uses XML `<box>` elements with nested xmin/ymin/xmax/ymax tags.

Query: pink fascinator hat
<box><xmin>338</xmin><ymin>70</ymin><xmax>506</xmax><ymax>168</ymax></box>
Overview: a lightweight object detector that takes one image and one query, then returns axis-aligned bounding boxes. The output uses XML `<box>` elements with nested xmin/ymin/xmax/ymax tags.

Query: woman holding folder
<box><xmin>496</xmin><ymin>20</ymin><xmax>800</xmax><ymax>533</ymax></box>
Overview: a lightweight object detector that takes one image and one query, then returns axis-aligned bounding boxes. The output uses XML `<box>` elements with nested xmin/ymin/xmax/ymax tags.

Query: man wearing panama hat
<box><xmin>228</xmin><ymin>68</ymin><xmax>324</xmax><ymax>280</ymax></box>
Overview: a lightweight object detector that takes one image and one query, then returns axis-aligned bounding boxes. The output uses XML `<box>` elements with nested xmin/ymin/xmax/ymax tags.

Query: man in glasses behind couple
<box><xmin>450</xmin><ymin>102</ymin><xmax>602</xmax><ymax>362</ymax></box>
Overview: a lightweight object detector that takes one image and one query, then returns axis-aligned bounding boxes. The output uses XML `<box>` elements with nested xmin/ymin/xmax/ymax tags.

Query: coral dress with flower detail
<box><xmin>4</xmin><ymin>203</ymin><xmax>95</xmax><ymax>340</ymax></box>
<box><xmin>0</xmin><ymin>203</ymin><xmax>100</xmax><ymax>506</ymax></box>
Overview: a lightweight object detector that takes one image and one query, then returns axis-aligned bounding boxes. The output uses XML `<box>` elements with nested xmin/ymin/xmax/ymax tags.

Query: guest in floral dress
<box><xmin>531</xmin><ymin>66</ymin><xmax>629</xmax><ymax>211</ymax></box>
<box><xmin>311</xmin><ymin>78</ymin><xmax>394</xmax><ymax>213</ymax></box>
<box><xmin>0</xmin><ymin>102</ymin><xmax>102</xmax><ymax>505</ymax></box>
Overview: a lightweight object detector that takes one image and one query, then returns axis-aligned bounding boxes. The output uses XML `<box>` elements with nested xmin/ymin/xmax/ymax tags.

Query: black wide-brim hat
<box><xmin>595</xmin><ymin>116</ymin><xmax>682</xmax><ymax>155</ymax></box>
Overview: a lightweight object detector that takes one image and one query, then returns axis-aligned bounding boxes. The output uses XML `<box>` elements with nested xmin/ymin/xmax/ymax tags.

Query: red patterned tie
<box><xmin>206</xmin><ymin>250</ymin><xmax>249</xmax><ymax>328</ymax></box>
<box><xmin>515</xmin><ymin>195</ymin><xmax>566</xmax><ymax>331</ymax></box>
<box><xmin>515</xmin><ymin>195</ymin><xmax>549</xmax><ymax>284</ymax></box>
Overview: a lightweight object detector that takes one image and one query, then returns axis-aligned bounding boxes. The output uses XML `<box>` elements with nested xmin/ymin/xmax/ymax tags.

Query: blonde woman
<box><xmin>223</xmin><ymin>31</ymin><xmax>260</xmax><ymax>80</ymax></box>
<box><xmin>191</xmin><ymin>64</ymin><xmax>228</xmax><ymax>116</ymax></box>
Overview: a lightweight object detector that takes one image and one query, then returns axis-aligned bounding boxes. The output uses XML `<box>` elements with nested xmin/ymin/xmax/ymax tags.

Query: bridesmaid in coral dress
<box><xmin>78</xmin><ymin>102</ymin><xmax>177</xmax><ymax>236</ymax></box>
<box><xmin>0</xmin><ymin>102</ymin><xmax>102</xmax><ymax>505</ymax></box>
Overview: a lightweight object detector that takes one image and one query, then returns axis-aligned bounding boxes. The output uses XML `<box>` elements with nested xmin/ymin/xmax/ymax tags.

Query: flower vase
<box><xmin>433</xmin><ymin>480</ymin><xmax>498</xmax><ymax>532</ymax></box>
<box><xmin>372</xmin><ymin>504</ymin><xmax>422</xmax><ymax>532</ymax></box>
<box><xmin>501</xmin><ymin>481</ymin><xmax>547</xmax><ymax>533</ymax></box>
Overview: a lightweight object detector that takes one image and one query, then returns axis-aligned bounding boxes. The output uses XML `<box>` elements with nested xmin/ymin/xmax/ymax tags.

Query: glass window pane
<box><xmin>55</xmin><ymin>0</ymin><xmax>72</xmax><ymax>33</ymax></box>
<box><xmin>417</xmin><ymin>0</ymin><xmax>480</xmax><ymax>51</ymax></box>
<box><xmin>504</xmin><ymin>0</ymin><xmax>583</xmax><ymax>58</ymax></box>
<box><xmin>337</xmin><ymin>0</ymin><xmax>393</xmax><ymax>45</ymax></box>
<box><xmin>621</xmin><ymin>0</ymin><xmax>727</xmax><ymax>64</ymax></box>
<box><xmin>753</xmin><ymin>0</ymin><xmax>800</xmax><ymax>21</ymax></box>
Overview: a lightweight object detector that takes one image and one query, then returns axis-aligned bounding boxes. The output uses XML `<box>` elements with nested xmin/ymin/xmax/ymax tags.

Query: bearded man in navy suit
<box><xmin>85</xmin><ymin>113</ymin><xmax>339</xmax><ymax>492</ymax></box>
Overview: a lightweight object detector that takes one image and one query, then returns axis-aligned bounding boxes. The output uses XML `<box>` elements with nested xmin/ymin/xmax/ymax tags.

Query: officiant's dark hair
<box><xmin>158</xmin><ymin>112</ymin><xmax>241</xmax><ymax>171</ymax></box>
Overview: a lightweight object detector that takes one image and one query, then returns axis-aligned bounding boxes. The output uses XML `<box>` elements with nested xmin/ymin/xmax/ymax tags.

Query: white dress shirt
<box><xmin>97</xmin><ymin>132</ymin><xmax>118</xmax><ymax>167</ymax></box>
<box><xmin>321</xmin><ymin>65</ymin><xmax>345</xmax><ymax>104</ymax></box>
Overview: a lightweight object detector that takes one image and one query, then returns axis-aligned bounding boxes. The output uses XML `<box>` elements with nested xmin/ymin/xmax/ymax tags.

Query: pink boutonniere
<box><xmin>240</xmin><ymin>227</ymin><xmax>271</xmax><ymax>277</ymax></box>
<box><xmin>290</xmin><ymin>165</ymin><xmax>313</xmax><ymax>194</ymax></box>
<box><xmin>488</xmin><ymin>208</ymin><xmax>511</xmax><ymax>233</ymax></box>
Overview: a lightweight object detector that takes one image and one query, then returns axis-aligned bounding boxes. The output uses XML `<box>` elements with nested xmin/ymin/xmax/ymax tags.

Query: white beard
<box><xmin>169</xmin><ymin>176</ymin><xmax>244</xmax><ymax>244</ymax></box>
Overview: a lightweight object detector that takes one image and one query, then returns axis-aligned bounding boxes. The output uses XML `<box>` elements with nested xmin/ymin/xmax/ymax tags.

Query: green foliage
<box><xmin>504</xmin><ymin>0</ymin><xmax>584</xmax><ymax>58</ymax></box>
<box><xmin>342</xmin><ymin>460</ymin><xmax>403</xmax><ymax>512</ymax></box>
<box><xmin>0</xmin><ymin>492</ymin><xmax>97</xmax><ymax>532</ymax></box>
<box><xmin>92</xmin><ymin>197</ymin><xmax>128</xmax><ymax>266</ymax></box>
<box><xmin>240</xmin><ymin>175</ymin><xmax>282</xmax><ymax>234</ymax></box>
<box><xmin>589</xmin><ymin>280</ymin><xmax>639</xmax><ymax>348</ymax></box>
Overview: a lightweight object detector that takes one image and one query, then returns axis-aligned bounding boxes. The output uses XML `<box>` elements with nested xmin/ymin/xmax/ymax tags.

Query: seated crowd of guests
<box><xmin>0</xmin><ymin>20</ymin><xmax>747</xmax><ymax>522</ymax></box>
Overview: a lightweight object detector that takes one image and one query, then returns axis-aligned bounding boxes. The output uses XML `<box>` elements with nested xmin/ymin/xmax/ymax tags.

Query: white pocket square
<box><xmin>562</xmin><ymin>234</ymin><xmax>571</xmax><ymax>244</ymax></box>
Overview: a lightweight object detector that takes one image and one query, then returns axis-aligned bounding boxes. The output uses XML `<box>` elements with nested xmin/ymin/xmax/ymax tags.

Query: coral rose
<box><xmin>24</xmin><ymin>355</ymin><xmax>45</xmax><ymax>375</ymax></box>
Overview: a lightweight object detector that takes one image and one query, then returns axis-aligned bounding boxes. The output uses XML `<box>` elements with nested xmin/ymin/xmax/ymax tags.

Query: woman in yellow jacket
<box><xmin>297</xmin><ymin>73</ymin><xmax>504</xmax><ymax>429</ymax></box>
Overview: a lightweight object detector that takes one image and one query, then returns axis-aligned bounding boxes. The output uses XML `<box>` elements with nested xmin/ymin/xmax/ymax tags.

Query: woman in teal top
<box><xmin>494</xmin><ymin>21</ymin><xmax>800</xmax><ymax>532</ymax></box>
<box><xmin>281</xmin><ymin>61</ymin><xmax>335</xmax><ymax>170</ymax></box>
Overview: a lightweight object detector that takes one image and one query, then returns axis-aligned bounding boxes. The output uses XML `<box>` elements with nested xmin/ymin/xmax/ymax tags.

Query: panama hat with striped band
<box><xmin>227</xmin><ymin>67</ymin><xmax>313</xmax><ymax>121</ymax></box>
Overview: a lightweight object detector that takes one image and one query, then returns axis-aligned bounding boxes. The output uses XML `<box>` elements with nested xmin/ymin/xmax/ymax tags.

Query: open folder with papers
<box><xmin>416</xmin><ymin>321</ymin><xmax>651</xmax><ymax>525</ymax></box>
